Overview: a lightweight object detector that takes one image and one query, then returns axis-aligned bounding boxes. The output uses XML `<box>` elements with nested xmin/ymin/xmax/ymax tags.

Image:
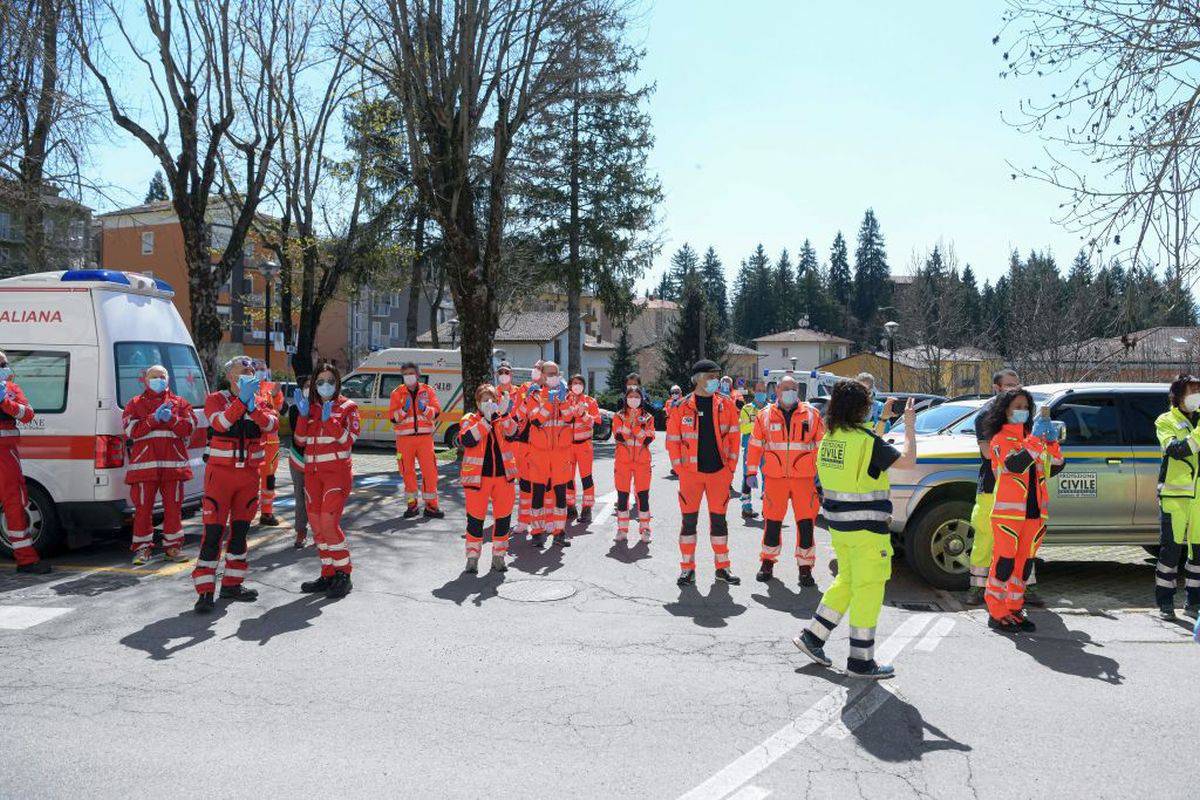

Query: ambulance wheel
<box><xmin>904</xmin><ymin>500</ymin><xmax>973</xmax><ymax>591</ymax></box>
<box><xmin>443</xmin><ymin>424</ymin><xmax>460</xmax><ymax>448</ymax></box>
<box><xmin>0</xmin><ymin>483</ymin><xmax>64</xmax><ymax>559</ymax></box>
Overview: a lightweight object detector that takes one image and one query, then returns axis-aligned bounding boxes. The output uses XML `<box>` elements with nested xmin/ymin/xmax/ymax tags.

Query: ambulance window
<box><xmin>163</xmin><ymin>344</ymin><xmax>207</xmax><ymax>407</ymax></box>
<box><xmin>114</xmin><ymin>342</ymin><xmax>208</xmax><ymax>407</ymax></box>
<box><xmin>5</xmin><ymin>351</ymin><xmax>69</xmax><ymax>413</ymax></box>
<box><xmin>379</xmin><ymin>374</ymin><xmax>403</xmax><ymax>398</ymax></box>
<box><xmin>340</xmin><ymin>373</ymin><xmax>376</xmax><ymax>400</ymax></box>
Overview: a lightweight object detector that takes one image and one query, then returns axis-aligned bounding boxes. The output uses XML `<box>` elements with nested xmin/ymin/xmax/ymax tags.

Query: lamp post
<box><xmin>884</xmin><ymin>320</ymin><xmax>900</xmax><ymax>391</ymax></box>
<box><xmin>259</xmin><ymin>258</ymin><xmax>280</xmax><ymax>373</ymax></box>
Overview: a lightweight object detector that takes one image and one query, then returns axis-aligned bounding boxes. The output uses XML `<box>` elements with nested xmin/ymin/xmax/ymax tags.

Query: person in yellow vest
<box><xmin>253</xmin><ymin>360</ymin><xmax>285</xmax><ymax>526</ymax></box>
<box><xmin>793</xmin><ymin>380</ymin><xmax>916</xmax><ymax>679</ymax></box>
<box><xmin>738</xmin><ymin>378</ymin><xmax>768</xmax><ymax>518</ymax></box>
<box><xmin>1154</xmin><ymin>374</ymin><xmax>1200</xmax><ymax>620</ymax></box>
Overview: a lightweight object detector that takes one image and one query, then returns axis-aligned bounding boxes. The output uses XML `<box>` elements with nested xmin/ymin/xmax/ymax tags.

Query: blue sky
<box><xmin>89</xmin><ymin>0</ymin><xmax>1082</xmax><ymax>291</ymax></box>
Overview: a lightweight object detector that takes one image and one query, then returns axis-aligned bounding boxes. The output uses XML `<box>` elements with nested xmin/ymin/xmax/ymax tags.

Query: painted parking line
<box><xmin>0</xmin><ymin>605</ymin><xmax>73</xmax><ymax>630</ymax></box>
<box><xmin>677</xmin><ymin>614</ymin><xmax>933</xmax><ymax>800</ymax></box>
<box><xmin>728</xmin><ymin>786</ymin><xmax>770</xmax><ymax>800</ymax></box>
<box><xmin>591</xmin><ymin>490</ymin><xmax>619</xmax><ymax>522</ymax></box>
<box><xmin>914</xmin><ymin>617</ymin><xmax>956</xmax><ymax>652</ymax></box>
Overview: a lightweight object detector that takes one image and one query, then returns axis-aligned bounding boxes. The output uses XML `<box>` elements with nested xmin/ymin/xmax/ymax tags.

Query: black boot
<box><xmin>677</xmin><ymin>569</ymin><xmax>696</xmax><ymax>586</ymax></box>
<box><xmin>797</xmin><ymin>565</ymin><xmax>817</xmax><ymax>588</ymax></box>
<box><xmin>792</xmin><ymin>630</ymin><xmax>832</xmax><ymax>667</ymax></box>
<box><xmin>756</xmin><ymin>560</ymin><xmax>774</xmax><ymax>583</ymax></box>
<box><xmin>301</xmin><ymin>575</ymin><xmax>333</xmax><ymax>594</ymax></box>
<box><xmin>423</xmin><ymin>506</ymin><xmax>445</xmax><ymax>519</ymax></box>
<box><xmin>194</xmin><ymin>592</ymin><xmax>215</xmax><ymax>614</ymax></box>
<box><xmin>403</xmin><ymin>503</ymin><xmax>420</xmax><ymax>519</ymax></box>
<box><xmin>219</xmin><ymin>585</ymin><xmax>258</xmax><ymax>602</ymax></box>
<box><xmin>846</xmin><ymin>660</ymin><xmax>895</xmax><ymax>680</ymax></box>
<box><xmin>579</xmin><ymin>507</ymin><xmax>592</xmax><ymax>524</ymax></box>
<box><xmin>1158</xmin><ymin>606</ymin><xmax>1177</xmax><ymax>621</ymax></box>
<box><xmin>531</xmin><ymin>533</ymin><xmax>546</xmax><ymax>549</ymax></box>
<box><xmin>327</xmin><ymin>571</ymin><xmax>353</xmax><ymax>599</ymax></box>
<box><xmin>258</xmin><ymin>513</ymin><xmax>281</xmax><ymax>526</ymax></box>
<box><xmin>566</xmin><ymin>506</ymin><xmax>578</xmax><ymax>521</ymax></box>
<box><xmin>15</xmin><ymin>561</ymin><xmax>51</xmax><ymax>575</ymax></box>
<box><xmin>553</xmin><ymin>533</ymin><xmax>571</xmax><ymax>547</ymax></box>
<box><xmin>715</xmin><ymin>568</ymin><xmax>741</xmax><ymax>585</ymax></box>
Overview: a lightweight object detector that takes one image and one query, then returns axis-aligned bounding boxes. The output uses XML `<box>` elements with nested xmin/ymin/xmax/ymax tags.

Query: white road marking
<box><xmin>0</xmin><ymin>605</ymin><xmax>73</xmax><ymax>630</ymax></box>
<box><xmin>592</xmin><ymin>490</ymin><xmax>618</xmax><ymax>521</ymax></box>
<box><xmin>914</xmin><ymin>617</ymin><xmax>956</xmax><ymax>652</ymax></box>
<box><xmin>356</xmin><ymin>475</ymin><xmax>393</xmax><ymax>487</ymax></box>
<box><xmin>822</xmin><ymin>683</ymin><xmax>894</xmax><ymax>740</ymax></box>
<box><xmin>676</xmin><ymin>614</ymin><xmax>933</xmax><ymax>800</ymax></box>
<box><xmin>728</xmin><ymin>786</ymin><xmax>770</xmax><ymax>800</ymax></box>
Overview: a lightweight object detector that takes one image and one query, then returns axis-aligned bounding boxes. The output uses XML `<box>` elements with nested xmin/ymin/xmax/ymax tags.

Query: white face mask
<box><xmin>1184</xmin><ymin>393</ymin><xmax>1200</xmax><ymax>413</ymax></box>
<box><xmin>780</xmin><ymin>389</ymin><xmax>798</xmax><ymax>407</ymax></box>
<box><xmin>570</xmin><ymin>384</ymin><xmax>584</xmax><ymax>395</ymax></box>
<box><xmin>546</xmin><ymin>374</ymin><xmax>561</xmax><ymax>388</ymax></box>
<box><xmin>403</xmin><ymin>373</ymin><xmax>418</xmax><ymax>387</ymax></box>
<box><xmin>498</xmin><ymin>373</ymin><xmax>512</xmax><ymax>385</ymax></box>
<box><xmin>627</xmin><ymin>396</ymin><xmax>642</xmax><ymax>409</ymax></box>
<box><xmin>480</xmin><ymin>399</ymin><xmax>498</xmax><ymax>417</ymax></box>
<box><xmin>531</xmin><ymin>367</ymin><xmax>543</xmax><ymax>381</ymax></box>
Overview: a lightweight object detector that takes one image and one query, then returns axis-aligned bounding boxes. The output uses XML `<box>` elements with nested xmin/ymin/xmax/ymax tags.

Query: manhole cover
<box><xmin>496</xmin><ymin>580</ymin><xmax>576</xmax><ymax>603</ymax></box>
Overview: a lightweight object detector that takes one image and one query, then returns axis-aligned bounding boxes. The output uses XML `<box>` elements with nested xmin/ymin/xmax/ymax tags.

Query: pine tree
<box><xmin>773</xmin><ymin>248</ymin><xmax>797</xmax><ymax>331</ymax></box>
<box><xmin>730</xmin><ymin>244</ymin><xmax>776</xmax><ymax>342</ymax></box>
<box><xmin>655</xmin><ymin>269</ymin><xmax>676</xmax><ymax>301</ymax></box>
<box><xmin>660</xmin><ymin>269</ymin><xmax>725</xmax><ymax>391</ymax></box>
<box><xmin>699</xmin><ymin>246</ymin><xmax>729</xmax><ymax>332</ymax></box>
<box><xmin>144</xmin><ymin>171</ymin><xmax>168</xmax><ymax>203</ymax></box>
<box><xmin>606</xmin><ymin>327</ymin><xmax>637</xmax><ymax>394</ymax></box>
<box><xmin>851</xmin><ymin>209</ymin><xmax>890</xmax><ymax>330</ymax></box>
<box><xmin>961</xmin><ymin>264</ymin><xmax>981</xmax><ymax>338</ymax></box>
<box><xmin>796</xmin><ymin>239</ymin><xmax>818</xmax><ymax>321</ymax></box>
<box><xmin>828</xmin><ymin>232</ymin><xmax>851</xmax><ymax>305</ymax></box>
<box><xmin>730</xmin><ymin>257</ymin><xmax>753</xmax><ymax>341</ymax></box>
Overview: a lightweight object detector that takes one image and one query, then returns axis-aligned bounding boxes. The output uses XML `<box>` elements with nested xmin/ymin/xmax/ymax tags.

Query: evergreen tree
<box><xmin>730</xmin><ymin>256</ymin><xmax>753</xmax><ymax>341</ymax></box>
<box><xmin>961</xmin><ymin>264</ymin><xmax>981</xmax><ymax>338</ymax></box>
<box><xmin>773</xmin><ymin>248</ymin><xmax>798</xmax><ymax>331</ymax></box>
<box><xmin>660</xmin><ymin>270</ymin><xmax>725</xmax><ymax>390</ymax></box>
<box><xmin>803</xmin><ymin>259</ymin><xmax>835</xmax><ymax>333</ymax></box>
<box><xmin>655</xmin><ymin>269</ymin><xmax>676</xmax><ymax>301</ymax></box>
<box><xmin>699</xmin><ymin>246</ymin><xmax>729</xmax><ymax>332</ymax></box>
<box><xmin>144</xmin><ymin>171</ymin><xmax>168</xmax><ymax>203</ymax></box>
<box><xmin>851</xmin><ymin>209</ymin><xmax>890</xmax><ymax>331</ymax></box>
<box><xmin>796</xmin><ymin>239</ymin><xmax>818</xmax><ymax>321</ymax></box>
<box><xmin>730</xmin><ymin>244</ymin><xmax>776</xmax><ymax>342</ymax></box>
<box><xmin>606</xmin><ymin>327</ymin><xmax>637</xmax><ymax>394</ymax></box>
<box><xmin>828</xmin><ymin>232</ymin><xmax>851</xmax><ymax>306</ymax></box>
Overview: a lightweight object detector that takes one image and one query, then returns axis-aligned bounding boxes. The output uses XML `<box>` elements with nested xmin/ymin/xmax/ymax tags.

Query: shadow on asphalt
<box><xmin>120</xmin><ymin>604</ymin><xmax>230</xmax><ymax>660</ymax></box>
<box><xmin>606</xmin><ymin>540</ymin><xmax>652</xmax><ymax>563</ymax></box>
<box><xmin>507</xmin><ymin>534</ymin><xmax>566</xmax><ymax>577</ymax></box>
<box><xmin>432</xmin><ymin>571</ymin><xmax>505</xmax><ymax>606</ymax></box>
<box><xmin>663</xmin><ymin>582</ymin><xmax>747</xmax><ymax>628</ymax></box>
<box><xmin>749</xmin><ymin>579</ymin><xmax>821</xmax><ymax>619</ymax></box>
<box><xmin>1011</xmin><ymin>609</ymin><xmax>1124</xmax><ymax>684</ymax></box>
<box><xmin>229</xmin><ymin>594</ymin><xmax>329</xmax><ymax>645</ymax></box>
<box><xmin>51</xmin><ymin>572</ymin><xmax>142</xmax><ymax>597</ymax></box>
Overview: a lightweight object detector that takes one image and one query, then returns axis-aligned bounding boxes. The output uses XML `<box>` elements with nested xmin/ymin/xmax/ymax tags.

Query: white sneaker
<box><xmin>132</xmin><ymin>546</ymin><xmax>153</xmax><ymax>565</ymax></box>
<box><xmin>639</xmin><ymin>529</ymin><xmax>652</xmax><ymax>543</ymax></box>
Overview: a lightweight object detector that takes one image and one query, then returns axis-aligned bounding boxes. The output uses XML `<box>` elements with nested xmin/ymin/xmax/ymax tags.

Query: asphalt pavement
<box><xmin>0</xmin><ymin>440</ymin><xmax>1194</xmax><ymax>799</ymax></box>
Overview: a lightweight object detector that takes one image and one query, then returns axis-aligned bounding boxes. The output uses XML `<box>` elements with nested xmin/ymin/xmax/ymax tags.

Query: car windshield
<box><xmin>887</xmin><ymin>402</ymin><xmax>977</xmax><ymax>436</ymax></box>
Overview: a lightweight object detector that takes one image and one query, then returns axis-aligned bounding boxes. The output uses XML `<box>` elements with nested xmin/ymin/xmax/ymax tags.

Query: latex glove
<box><xmin>238</xmin><ymin>375</ymin><xmax>259</xmax><ymax>405</ymax></box>
<box><xmin>154</xmin><ymin>403</ymin><xmax>173</xmax><ymax>423</ymax></box>
<box><xmin>747</xmin><ymin>474</ymin><xmax>758</xmax><ymax>490</ymax></box>
<box><xmin>403</xmin><ymin>396</ymin><xmax>412</xmax><ymax>413</ymax></box>
<box><xmin>0</xmin><ymin>380</ymin><xmax>7</xmax><ymax>398</ymax></box>
<box><xmin>417</xmin><ymin>393</ymin><xmax>427</xmax><ymax>413</ymax></box>
<box><xmin>503</xmin><ymin>396</ymin><xmax>514</xmax><ymax>415</ymax></box>
<box><xmin>293</xmin><ymin>388</ymin><xmax>310</xmax><ymax>417</ymax></box>
<box><xmin>322</xmin><ymin>400</ymin><xmax>334</xmax><ymax>422</ymax></box>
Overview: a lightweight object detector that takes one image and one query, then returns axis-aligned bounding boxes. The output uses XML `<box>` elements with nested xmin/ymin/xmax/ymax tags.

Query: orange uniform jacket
<box><xmin>389</xmin><ymin>383</ymin><xmax>441</xmax><ymax>437</ymax></box>
<box><xmin>612</xmin><ymin>408</ymin><xmax>655</xmax><ymax>469</ymax></box>
<box><xmin>204</xmin><ymin>390</ymin><xmax>279</xmax><ymax>470</ymax></box>
<box><xmin>523</xmin><ymin>385</ymin><xmax>575</xmax><ymax>451</ymax></box>
<box><xmin>745</xmin><ymin>402</ymin><xmax>824</xmax><ymax>479</ymax></box>
<box><xmin>122</xmin><ymin>389</ymin><xmax>196</xmax><ymax>483</ymax></box>
<box><xmin>294</xmin><ymin>397</ymin><xmax>361</xmax><ymax>471</ymax></box>
<box><xmin>257</xmin><ymin>381</ymin><xmax>285</xmax><ymax>442</ymax></box>
<box><xmin>569</xmin><ymin>394</ymin><xmax>600</xmax><ymax>442</ymax></box>
<box><xmin>990</xmin><ymin>423</ymin><xmax>1064</xmax><ymax>522</ymax></box>
<box><xmin>459</xmin><ymin>411</ymin><xmax>520</xmax><ymax>486</ymax></box>
<box><xmin>666</xmin><ymin>392</ymin><xmax>740</xmax><ymax>474</ymax></box>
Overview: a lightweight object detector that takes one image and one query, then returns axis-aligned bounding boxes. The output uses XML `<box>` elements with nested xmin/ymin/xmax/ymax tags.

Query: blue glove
<box><xmin>0</xmin><ymin>380</ymin><xmax>7</xmax><ymax>397</ymax></box>
<box><xmin>238</xmin><ymin>375</ymin><xmax>259</xmax><ymax>405</ymax></box>
<box><xmin>293</xmin><ymin>388</ymin><xmax>310</xmax><ymax>417</ymax></box>
<box><xmin>747</xmin><ymin>474</ymin><xmax>758</xmax><ymax>490</ymax></box>
<box><xmin>322</xmin><ymin>400</ymin><xmax>333</xmax><ymax>422</ymax></box>
<box><xmin>403</xmin><ymin>396</ymin><xmax>412</xmax><ymax>413</ymax></box>
<box><xmin>417</xmin><ymin>394</ymin><xmax>427</xmax><ymax>412</ymax></box>
<box><xmin>1031</xmin><ymin>415</ymin><xmax>1052</xmax><ymax>440</ymax></box>
<box><xmin>555</xmin><ymin>384</ymin><xmax>569</xmax><ymax>403</ymax></box>
<box><xmin>154</xmin><ymin>403</ymin><xmax>173</xmax><ymax>423</ymax></box>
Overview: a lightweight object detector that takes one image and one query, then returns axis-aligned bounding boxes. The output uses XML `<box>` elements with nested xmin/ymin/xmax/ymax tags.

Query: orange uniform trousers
<box><xmin>761</xmin><ymin>476</ymin><xmax>819</xmax><ymax>566</ymax></box>
<box><xmin>527</xmin><ymin>445</ymin><xmax>573</xmax><ymax>535</ymax></box>
<box><xmin>677</xmin><ymin>469</ymin><xmax>732</xmax><ymax>571</ymax></box>
<box><xmin>566</xmin><ymin>440</ymin><xmax>595</xmax><ymax>509</ymax></box>
<box><xmin>465</xmin><ymin>477</ymin><xmax>516</xmax><ymax>558</ymax></box>
<box><xmin>985</xmin><ymin>517</ymin><xmax>1045</xmax><ymax>620</ymax></box>
<box><xmin>396</xmin><ymin>434</ymin><xmax>439</xmax><ymax>509</ymax></box>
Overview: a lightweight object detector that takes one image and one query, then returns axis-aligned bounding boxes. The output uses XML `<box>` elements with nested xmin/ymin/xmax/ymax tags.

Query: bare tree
<box><xmin>1000</xmin><ymin>2</ymin><xmax>1200</xmax><ymax>277</ymax></box>
<box><xmin>344</xmin><ymin>0</ymin><xmax>622</xmax><ymax>410</ymax></box>
<box><xmin>71</xmin><ymin>0</ymin><xmax>282</xmax><ymax>378</ymax></box>
<box><xmin>895</xmin><ymin>243</ymin><xmax>973</xmax><ymax>394</ymax></box>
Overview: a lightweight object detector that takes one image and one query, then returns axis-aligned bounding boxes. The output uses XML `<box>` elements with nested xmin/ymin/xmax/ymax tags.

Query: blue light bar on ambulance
<box><xmin>60</xmin><ymin>269</ymin><xmax>131</xmax><ymax>285</ymax></box>
<box><xmin>153</xmin><ymin>278</ymin><xmax>173</xmax><ymax>293</ymax></box>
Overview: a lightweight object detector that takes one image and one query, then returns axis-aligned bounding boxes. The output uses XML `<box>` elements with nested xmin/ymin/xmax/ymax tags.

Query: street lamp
<box><xmin>884</xmin><ymin>320</ymin><xmax>900</xmax><ymax>391</ymax></box>
<box><xmin>259</xmin><ymin>258</ymin><xmax>280</xmax><ymax>373</ymax></box>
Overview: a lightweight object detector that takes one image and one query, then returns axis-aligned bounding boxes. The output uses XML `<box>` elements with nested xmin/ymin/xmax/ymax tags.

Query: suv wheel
<box><xmin>0</xmin><ymin>483</ymin><xmax>64</xmax><ymax>559</ymax></box>
<box><xmin>904</xmin><ymin>499</ymin><xmax>974</xmax><ymax>590</ymax></box>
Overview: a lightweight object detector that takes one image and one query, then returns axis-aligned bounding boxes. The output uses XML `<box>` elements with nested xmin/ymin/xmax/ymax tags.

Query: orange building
<box><xmin>96</xmin><ymin>200</ymin><xmax>349</xmax><ymax>375</ymax></box>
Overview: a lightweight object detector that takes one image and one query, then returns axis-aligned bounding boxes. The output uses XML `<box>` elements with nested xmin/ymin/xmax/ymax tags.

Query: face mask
<box><xmin>570</xmin><ymin>384</ymin><xmax>584</xmax><ymax>395</ymax></box>
<box><xmin>403</xmin><ymin>374</ymin><xmax>418</xmax><ymax>387</ymax></box>
<box><xmin>480</xmin><ymin>400</ymin><xmax>498</xmax><ymax>417</ymax></box>
<box><xmin>546</xmin><ymin>375</ymin><xmax>561</xmax><ymax>388</ymax></box>
<box><xmin>316</xmin><ymin>381</ymin><xmax>336</xmax><ymax>399</ymax></box>
<box><xmin>754</xmin><ymin>392</ymin><xmax>767</xmax><ymax>405</ymax></box>
<box><xmin>498</xmin><ymin>373</ymin><xmax>513</xmax><ymax>385</ymax></box>
<box><xmin>148</xmin><ymin>377</ymin><xmax>169</xmax><ymax>393</ymax></box>
<box><xmin>703</xmin><ymin>378</ymin><xmax>720</xmax><ymax>394</ymax></box>
<box><xmin>627</xmin><ymin>396</ymin><xmax>641</xmax><ymax>409</ymax></box>
<box><xmin>1010</xmin><ymin>409</ymin><xmax>1030</xmax><ymax>425</ymax></box>
<box><xmin>531</xmin><ymin>368</ymin><xmax>543</xmax><ymax>381</ymax></box>
<box><xmin>779</xmin><ymin>389</ymin><xmax>798</xmax><ymax>407</ymax></box>
<box><xmin>719</xmin><ymin>383</ymin><xmax>731</xmax><ymax>395</ymax></box>
<box><xmin>238</xmin><ymin>374</ymin><xmax>255</xmax><ymax>389</ymax></box>
<box><xmin>0</xmin><ymin>367</ymin><xmax>10</xmax><ymax>381</ymax></box>
<box><xmin>257</xmin><ymin>370</ymin><xmax>269</xmax><ymax>381</ymax></box>
<box><xmin>1184</xmin><ymin>394</ymin><xmax>1200</xmax><ymax>413</ymax></box>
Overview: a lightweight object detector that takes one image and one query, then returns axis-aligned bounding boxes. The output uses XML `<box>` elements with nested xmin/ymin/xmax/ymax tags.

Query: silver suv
<box><xmin>885</xmin><ymin>382</ymin><xmax>1167</xmax><ymax>589</ymax></box>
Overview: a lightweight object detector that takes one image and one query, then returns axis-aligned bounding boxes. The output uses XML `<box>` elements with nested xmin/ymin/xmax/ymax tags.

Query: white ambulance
<box><xmin>0</xmin><ymin>269</ymin><xmax>208</xmax><ymax>557</ymax></box>
<box><xmin>342</xmin><ymin>348</ymin><xmax>466</xmax><ymax>446</ymax></box>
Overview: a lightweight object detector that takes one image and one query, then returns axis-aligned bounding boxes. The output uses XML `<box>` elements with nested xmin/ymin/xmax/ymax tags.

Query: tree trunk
<box><xmin>567</xmin><ymin>79</ymin><xmax>582</xmax><ymax>377</ymax></box>
<box><xmin>293</xmin><ymin>241</ymin><xmax>320</xmax><ymax>374</ymax></box>
<box><xmin>17</xmin><ymin>0</ymin><xmax>59</xmax><ymax>272</ymax></box>
<box><xmin>428</xmin><ymin>264</ymin><xmax>446</xmax><ymax>348</ymax></box>
<box><xmin>448</xmin><ymin>237</ymin><xmax>495</xmax><ymax>415</ymax></box>
<box><xmin>407</xmin><ymin>210</ymin><xmax>426</xmax><ymax>344</ymax></box>
<box><xmin>183</xmin><ymin>220</ymin><xmax>223</xmax><ymax>381</ymax></box>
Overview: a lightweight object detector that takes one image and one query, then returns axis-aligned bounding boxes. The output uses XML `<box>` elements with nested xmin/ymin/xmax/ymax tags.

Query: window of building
<box><xmin>4</xmin><ymin>351</ymin><xmax>70</xmax><ymax>413</ymax></box>
<box><xmin>141</xmin><ymin>231</ymin><xmax>155</xmax><ymax>255</ymax></box>
<box><xmin>392</xmin><ymin>291</ymin><xmax>402</xmax><ymax>308</ymax></box>
<box><xmin>371</xmin><ymin>321</ymin><xmax>381</xmax><ymax>347</ymax></box>
<box><xmin>241</xmin><ymin>276</ymin><xmax>253</xmax><ymax>294</ymax></box>
<box><xmin>553</xmin><ymin>339</ymin><xmax>562</xmax><ymax>364</ymax></box>
<box><xmin>389</xmin><ymin>322</ymin><xmax>399</xmax><ymax>344</ymax></box>
<box><xmin>782</xmin><ymin>347</ymin><xmax>789</xmax><ymax>358</ymax></box>
<box><xmin>0</xmin><ymin>211</ymin><xmax>15</xmax><ymax>241</ymax></box>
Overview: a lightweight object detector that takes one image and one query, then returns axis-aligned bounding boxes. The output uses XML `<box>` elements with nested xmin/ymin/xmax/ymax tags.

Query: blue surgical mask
<box><xmin>704</xmin><ymin>378</ymin><xmax>720</xmax><ymax>394</ymax></box>
<box><xmin>316</xmin><ymin>382</ymin><xmax>336</xmax><ymax>399</ymax></box>
<box><xmin>1010</xmin><ymin>409</ymin><xmax>1030</xmax><ymax>425</ymax></box>
<box><xmin>148</xmin><ymin>377</ymin><xmax>168</xmax><ymax>393</ymax></box>
<box><xmin>754</xmin><ymin>392</ymin><xmax>767</xmax><ymax>405</ymax></box>
<box><xmin>780</xmin><ymin>390</ymin><xmax>799</xmax><ymax>407</ymax></box>
<box><xmin>0</xmin><ymin>366</ymin><xmax>12</xmax><ymax>381</ymax></box>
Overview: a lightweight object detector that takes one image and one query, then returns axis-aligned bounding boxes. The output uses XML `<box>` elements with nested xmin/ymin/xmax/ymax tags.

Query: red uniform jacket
<box><xmin>388</xmin><ymin>382</ymin><xmax>441</xmax><ymax>438</ymax></box>
<box><xmin>295</xmin><ymin>396</ymin><xmax>360</xmax><ymax>473</ymax></box>
<box><xmin>0</xmin><ymin>382</ymin><xmax>35</xmax><ymax>450</ymax></box>
<box><xmin>204</xmin><ymin>390</ymin><xmax>279</xmax><ymax>470</ymax></box>
<box><xmin>458</xmin><ymin>410</ymin><xmax>520</xmax><ymax>486</ymax></box>
<box><xmin>122</xmin><ymin>389</ymin><xmax>196</xmax><ymax>483</ymax></box>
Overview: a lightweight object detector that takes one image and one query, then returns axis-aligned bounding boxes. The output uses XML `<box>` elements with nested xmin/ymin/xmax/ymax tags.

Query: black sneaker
<box><xmin>301</xmin><ymin>575</ymin><xmax>333</xmax><ymax>594</ymax></box>
<box><xmin>988</xmin><ymin>615</ymin><xmax>1021</xmax><ymax>634</ymax></box>
<box><xmin>792</xmin><ymin>630</ymin><xmax>832</xmax><ymax>667</ymax></box>
<box><xmin>490</xmin><ymin>555</ymin><xmax>507</xmax><ymax>573</ymax></box>
<box><xmin>741</xmin><ymin>506</ymin><xmax>755</xmax><ymax>519</ymax></box>
<box><xmin>963</xmin><ymin>587</ymin><xmax>986</xmax><ymax>606</ymax></box>
<box><xmin>797</xmin><ymin>565</ymin><xmax>816</xmax><ymax>588</ymax></box>
<box><xmin>258</xmin><ymin>513</ymin><xmax>281</xmax><ymax>526</ymax></box>
<box><xmin>530</xmin><ymin>533</ymin><xmax>546</xmax><ymax>549</ymax></box>
<box><xmin>464</xmin><ymin>557</ymin><xmax>479</xmax><ymax>574</ymax></box>
<box><xmin>1158</xmin><ymin>606</ymin><xmax>1177</xmax><ymax>621</ymax></box>
<box><xmin>552</xmin><ymin>534</ymin><xmax>571</xmax><ymax>547</ymax></box>
<box><xmin>755</xmin><ymin>560</ymin><xmax>774</xmax><ymax>583</ymax></box>
<box><xmin>1185</xmin><ymin>604</ymin><xmax>1200</xmax><ymax>618</ymax></box>
<box><xmin>423</xmin><ymin>506</ymin><xmax>445</xmax><ymax>519</ymax></box>
<box><xmin>219</xmin><ymin>585</ymin><xmax>258</xmax><ymax>602</ymax></box>
<box><xmin>194</xmin><ymin>592</ymin><xmax>215</xmax><ymax>614</ymax></box>
<box><xmin>579</xmin><ymin>508</ymin><xmax>592</xmax><ymax>524</ymax></box>
<box><xmin>715</xmin><ymin>568</ymin><xmax>741</xmax><ymax>585</ymax></box>
<box><xmin>15</xmin><ymin>561</ymin><xmax>51</xmax><ymax>575</ymax></box>
<box><xmin>566</xmin><ymin>506</ymin><xmax>578</xmax><ymax>521</ymax></box>
<box><xmin>846</xmin><ymin>661</ymin><xmax>895</xmax><ymax>680</ymax></box>
<box><xmin>1012</xmin><ymin>610</ymin><xmax>1037</xmax><ymax>632</ymax></box>
<box><xmin>403</xmin><ymin>504</ymin><xmax>420</xmax><ymax>519</ymax></box>
<box><xmin>677</xmin><ymin>569</ymin><xmax>696</xmax><ymax>586</ymax></box>
<box><xmin>327</xmin><ymin>572</ymin><xmax>352</xmax><ymax>599</ymax></box>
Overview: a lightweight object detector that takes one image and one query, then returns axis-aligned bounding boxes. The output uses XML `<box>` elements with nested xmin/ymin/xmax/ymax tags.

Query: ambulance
<box><xmin>0</xmin><ymin>270</ymin><xmax>208</xmax><ymax>557</ymax></box>
<box><xmin>762</xmin><ymin>368</ymin><xmax>840</xmax><ymax>401</ymax></box>
<box><xmin>342</xmin><ymin>348</ymin><xmax>466</xmax><ymax>446</ymax></box>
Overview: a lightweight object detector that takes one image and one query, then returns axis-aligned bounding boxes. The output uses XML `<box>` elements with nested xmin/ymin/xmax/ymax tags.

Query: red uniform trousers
<box><xmin>566</xmin><ymin>440</ymin><xmax>596</xmax><ymax>509</ymax></box>
<box><xmin>397</xmin><ymin>434</ymin><xmax>439</xmax><ymax>509</ymax></box>
<box><xmin>306</xmin><ymin>461</ymin><xmax>353</xmax><ymax>577</ymax></box>
<box><xmin>465</xmin><ymin>477</ymin><xmax>516</xmax><ymax>558</ymax></box>
<box><xmin>259</xmin><ymin>440</ymin><xmax>280</xmax><ymax>514</ymax></box>
<box><xmin>677</xmin><ymin>469</ymin><xmax>733</xmax><ymax>570</ymax></box>
<box><xmin>0</xmin><ymin>446</ymin><xmax>39</xmax><ymax>566</ymax></box>
<box><xmin>130</xmin><ymin>479</ymin><xmax>185</xmax><ymax>551</ymax></box>
<box><xmin>760</xmin><ymin>476</ymin><xmax>819</xmax><ymax>566</ymax></box>
<box><xmin>985</xmin><ymin>517</ymin><xmax>1045</xmax><ymax>620</ymax></box>
<box><xmin>615</xmin><ymin>459</ymin><xmax>652</xmax><ymax>537</ymax></box>
<box><xmin>193</xmin><ymin>464</ymin><xmax>259</xmax><ymax>595</ymax></box>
